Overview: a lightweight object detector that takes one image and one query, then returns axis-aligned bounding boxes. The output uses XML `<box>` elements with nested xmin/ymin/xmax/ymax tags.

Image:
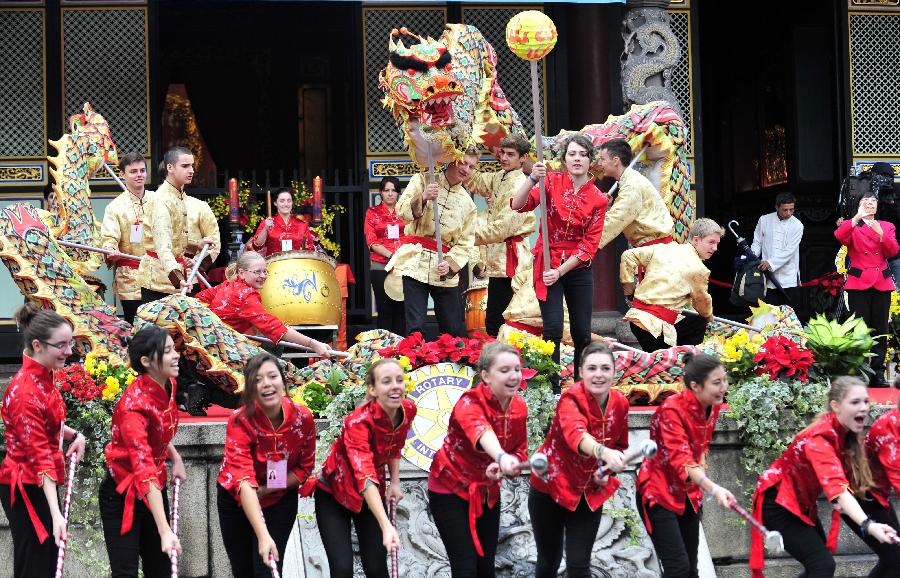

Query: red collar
<box><xmin>678</xmin><ymin>388</ymin><xmax>712</xmax><ymax>424</ymax></box>
<box><xmin>250</xmin><ymin>396</ymin><xmax>297</xmax><ymax>432</ymax></box>
<box><xmin>21</xmin><ymin>355</ymin><xmax>53</xmax><ymax>386</ymax></box>
<box><xmin>367</xmin><ymin>399</ymin><xmax>406</xmax><ymax>431</ymax></box>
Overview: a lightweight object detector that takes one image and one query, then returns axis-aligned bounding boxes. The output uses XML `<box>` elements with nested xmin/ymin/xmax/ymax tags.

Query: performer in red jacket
<box><xmin>217</xmin><ymin>352</ymin><xmax>316</xmax><ymax>577</ymax></box>
<box><xmin>853</xmin><ymin>381</ymin><xmax>900</xmax><ymax>577</ymax></box>
<box><xmin>835</xmin><ymin>192</ymin><xmax>900</xmax><ymax>386</ymax></box>
<box><xmin>636</xmin><ymin>352</ymin><xmax>736</xmax><ymax>577</ymax></box>
<box><xmin>529</xmin><ymin>341</ymin><xmax>628</xmax><ymax>578</ymax></box>
<box><xmin>315</xmin><ymin>358</ymin><xmax>416</xmax><ymax>578</ymax></box>
<box><xmin>750</xmin><ymin>376</ymin><xmax>897</xmax><ymax>578</ymax></box>
<box><xmin>428</xmin><ymin>341</ymin><xmax>529</xmax><ymax>577</ymax></box>
<box><xmin>364</xmin><ymin>176</ymin><xmax>407</xmax><ymax>335</ymax></box>
<box><xmin>250</xmin><ymin>187</ymin><xmax>317</xmax><ymax>257</ymax></box>
<box><xmin>196</xmin><ymin>251</ymin><xmax>331</xmax><ymax>357</ymax></box>
<box><xmin>511</xmin><ymin>134</ymin><xmax>607</xmax><ymax>390</ymax></box>
<box><xmin>100</xmin><ymin>324</ymin><xmax>186</xmax><ymax>577</ymax></box>
<box><xmin>0</xmin><ymin>304</ymin><xmax>85</xmax><ymax>578</ymax></box>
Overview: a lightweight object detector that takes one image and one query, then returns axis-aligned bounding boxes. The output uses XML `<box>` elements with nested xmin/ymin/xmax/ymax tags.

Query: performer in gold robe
<box><xmin>620</xmin><ymin>218</ymin><xmax>723</xmax><ymax>351</ymax></box>
<box><xmin>139</xmin><ymin>146</ymin><xmax>203</xmax><ymax>302</ymax></box>
<box><xmin>466</xmin><ymin>134</ymin><xmax>536</xmax><ymax>337</ymax></box>
<box><xmin>391</xmin><ymin>150</ymin><xmax>478</xmax><ymax>337</ymax></box>
<box><xmin>184</xmin><ymin>194</ymin><xmax>221</xmax><ymax>291</ymax></box>
<box><xmin>597</xmin><ymin>139</ymin><xmax>674</xmax><ymax>249</ymax></box>
<box><xmin>100</xmin><ymin>152</ymin><xmax>151</xmax><ymax>323</ymax></box>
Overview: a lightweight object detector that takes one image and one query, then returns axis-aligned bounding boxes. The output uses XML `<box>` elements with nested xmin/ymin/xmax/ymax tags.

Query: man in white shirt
<box><xmin>751</xmin><ymin>192</ymin><xmax>803</xmax><ymax>307</ymax></box>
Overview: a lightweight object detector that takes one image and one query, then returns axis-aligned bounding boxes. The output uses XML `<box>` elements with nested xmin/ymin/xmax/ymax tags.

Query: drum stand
<box><xmin>281</xmin><ymin>324</ymin><xmax>339</xmax><ymax>360</ymax></box>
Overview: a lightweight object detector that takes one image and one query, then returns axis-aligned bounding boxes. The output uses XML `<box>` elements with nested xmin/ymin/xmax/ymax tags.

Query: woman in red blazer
<box><xmin>528</xmin><ymin>341</ymin><xmax>628</xmax><ymax>578</ymax></box>
<box><xmin>835</xmin><ymin>192</ymin><xmax>899</xmax><ymax>386</ymax></box>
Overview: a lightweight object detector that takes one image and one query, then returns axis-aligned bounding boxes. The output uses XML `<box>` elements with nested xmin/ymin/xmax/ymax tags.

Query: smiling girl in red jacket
<box><xmin>636</xmin><ymin>351</ymin><xmax>736</xmax><ymax>577</ymax></box>
<box><xmin>529</xmin><ymin>341</ymin><xmax>629</xmax><ymax>578</ymax></box>
<box><xmin>100</xmin><ymin>324</ymin><xmax>186</xmax><ymax>577</ymax></box>
<box><xmin>315</xmin><ymin>358</ymin><xmax>416</xmax><ymax>578</ymax></box>
<box><xmin>428</xmin><ymin>341</ymin><xmax>529</xmax><ymax>577</ymax></box>
<box><xmin>751</xmin><ymin>376</ymin><xmax>898</xmax><ymax>578</ymax></box>
<box><xmin>217</xmin><ymin>352</ymin><xmax>316</xmax><ymax>577</ymax></box>
<box><xmin>0</xmin><ymin>304</ymin><xmax>85</xmax><ymax>578</ymax></box>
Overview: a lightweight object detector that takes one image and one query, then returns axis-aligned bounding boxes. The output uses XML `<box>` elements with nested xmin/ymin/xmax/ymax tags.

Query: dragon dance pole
<box><xmin>606</xmin><ymin>145</ymin><xmax>648</xmax><ymax>199</ymax></box>
<box><xmin>242</xmin><ymin>333</ymin><xmax>351</xmax><ymax>358</ymax></box>
<box><xmin>506</xmin><ymin>12</ymin><xmax>557</xmax><ymax>269</ymax></box>
<box><xmin>181</xmin><ymin>244</ymin><xmax>209</xmax><ymax>295</ymax></box>
<box><xmin>102</xmin><ymin>162</ymin><xmax>129</xmax><ymax>194</ymax></box>
<box><xmin>53</xmin><ymin>453</ymin><xmax>78</xmax><ymax>578</ymax></box>
<box><xmin>679</xmin><ymin>309</ymin><xmax>760</xmax><ymax>333</ymax></box>
<box><xmin>57</xmin><ymin>240</ymin><xmax>141</xmax><ymax>261</ymax></box>
<box><xmin>423</xmin><ymin>129</ymin><xmax>446</xmax><ymax>281</ymax></box>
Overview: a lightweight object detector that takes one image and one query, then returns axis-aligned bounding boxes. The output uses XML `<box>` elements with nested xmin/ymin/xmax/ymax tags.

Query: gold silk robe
<box><xmin>620</xmin><ymin>242</ymin><xmax>712</xmax><ymax>346</ymax></box>
<box><xmin>599</xmin><ymin>167</ymin><xmax>674</xmax><ymax>249</ymax></box>
<box><xmin>185</xmin><ymin>194</ymin><xmax>221</xmax><ymax>265</ymax></box>
<box><xmin>392</xmin><ymin>172</ymin><xmax>477</xmax><ymax>288</ymax></box>
<box><xmin>139</xmin><ymin>180</ymin><xmax>189</xmax><ymax>293</ymax></box>
<box><xmin>100</xmin><ymin>189</ymin><xmax>151</xmax><ymax>301</ymax></box>
<box><xmin>466</xmin><ymin>168</ymin><xmax>536</xmax><ymax>278</ymax></box>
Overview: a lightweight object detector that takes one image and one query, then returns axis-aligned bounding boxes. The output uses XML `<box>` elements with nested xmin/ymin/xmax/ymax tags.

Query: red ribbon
<box><xmin>8</xmin><ymin>464</ymin><xmax>49</xmax><ymax>543</ymax></box>
<box><xmin>504</xmin><ymin>235</ymin><xmax>525</xmax><ymax>278</ymax></box>
<box><xmin>114</xmin><ymin>472</ymin><xmax>143</xmax><ymax>535</ymax></box>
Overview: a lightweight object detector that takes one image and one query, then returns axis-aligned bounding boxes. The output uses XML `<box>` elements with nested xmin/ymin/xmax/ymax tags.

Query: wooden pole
<box><xmin>530</xmin><ymin>60</ymin><xmax>551</xmax><ymax>267</ymax></box>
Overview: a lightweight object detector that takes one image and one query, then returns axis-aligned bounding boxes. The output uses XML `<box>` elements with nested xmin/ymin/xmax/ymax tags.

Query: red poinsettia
<box><xmin>377</xmin><ymin>332</ymin><xmax>494</xmax><ymax>370</ymax></box>
<box><xmin>753</xmin><ymin>335</ymin><xmax>814</xmax><ymax>382</ymax></box>
<box><xmin>55</xmin><ymin>364</ymin><xmax>103</xmax><ymax>401</ymax></box>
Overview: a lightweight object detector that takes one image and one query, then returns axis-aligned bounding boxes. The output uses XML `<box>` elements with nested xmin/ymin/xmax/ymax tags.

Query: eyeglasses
<box><xmin>245</xmin><ymin>269</ymin><xmax>268</xmax><ymax>277</ymax></box>
<box><xmin>40</xmin><ymin>340</ymin><xmax>75</xmax><ymax>351</ymax></box>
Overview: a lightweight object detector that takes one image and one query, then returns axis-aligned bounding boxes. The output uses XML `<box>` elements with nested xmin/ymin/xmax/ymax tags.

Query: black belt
<box><xmin>847</xmin><ymin>266</ymin><xmax>891</xmax><ymax>279</ymax></box>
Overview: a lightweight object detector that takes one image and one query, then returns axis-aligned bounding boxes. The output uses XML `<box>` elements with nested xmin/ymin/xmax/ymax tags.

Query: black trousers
<box><xmin>98</xmin><ymin>473</ymin><xmax>171</xmax><ymax>578</ymax></box>
<box><xmin>538</xmin><ymin>266</ymin><xmax>593</xmax><ymax>388</ymax></box>
<box><xmin>122</xmin><ymin>300</ymin><xmax>142</xmax><ymax>325</ymax></box>
<box><xmin>314</xmin><ymin>487</ymin><xmax>389</xmax><ymax>578</ymax></box>
<box><xmin>403</xmin><ymin>276</ymin><xmax>466</xmax><ymax>338</ymax></box>
<box><xmin>370</xmin><ymin>268</ymin><xmax>406</xmax><ymax>336</ymax></box>
<box><xmin>637</xmin><ymin>491</ymin><xmax>701</xmax><ymax>578</ymax></box>
<box><xmin>764</xmin><ymin>286</ymin><xmax>800</xmax><ymax>308</ymax></box>
<box><xmin>428</xmin><ymin>490</ymin><xmax>501</xmax><ymax>578</ymax></box>
<box><xmin>841</xmin><ymin>498</ymin><xmax>900</xmax><ymax>578</ymax></box>
<box><xmin>485</xmin><ymin>277</ymin><xmax>514</xmax><ymax>337</ymax></box>
<box><xmin>0</xmin><ymin>482</ymin><xmax>58</xmax><ymax>578</ymax></box>
<box><xmin>217</xmin><ymin>484</ymin><xmax>298</xmax><ymax>578</ymax></box>
<box><xmin>630</xmin><ymin>315</ymin><xmax>707</xmax><ymax>353</ymax></box>
<box><xmin>847</xmin><ymin>288</ymin><xmax>891</xmax><ymax>380</ymax></box>
<box><xmin>528</xmin><ymin>487</ymin><xmax>603</xmax><ymax>578</ymax></box>
<box><xmin>140</xmin><ymin>287</ymin><xmax>173</xmax><ymax>306</ymax></box>
<box><xmin>761</xmin><ymin>487</ymin><xmax>835</xmax><ymax>578</ymax></box>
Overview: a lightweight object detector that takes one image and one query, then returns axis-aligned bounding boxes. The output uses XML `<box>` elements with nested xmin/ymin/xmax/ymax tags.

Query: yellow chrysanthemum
<box><xmin>398</xmin><ymin>355</ymin><xmax>412</xmax><ymax>371</ymax></box>
<box><xmin>105</xmin><ymin>376</ymin><xmax>119</xmax><ymax>389</ymax></box>
<box><xmin>97</xmin><ymin>361</ymin><xmax>108</xmax><ymax>374</ymax></box>
<box><xmin>404</xmin><ymin>374</ymin><xmax>415</xmax><ymax>394</ymax></box>
<box><xmin>125</xmin><ymin>373</ymin><xmax>135</xmax><ymax>385</ymax></box>
<box><xmin>291</xmin><ymin>393</ymin><xmax>303</xmax><ymax>404</ymax></box>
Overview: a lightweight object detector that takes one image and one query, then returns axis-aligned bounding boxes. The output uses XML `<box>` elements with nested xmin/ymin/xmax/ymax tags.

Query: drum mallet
<box><xmin>242</xmin><ymin>333</ymin><xmax>351</xmax><ymax>358</ymax></box>
<box><xmin>593</xmin><ymin>440</ymin><xmax>658</xmax><ymax>483</ymax></box>
<box><xmin>169</xmin><ymin>477</ymin><xmax>182</xmax><ymax>578</ymax></box>
<box><xmin>610</xmin><ymin>341</ymin><xmax>646</xmax><ymax>355</ymax></box>
<box><xmin>388</xmin><ymin>497</ymin><xmax>399</xmax><ymax>578</ymax></box>
<box><xmin>728</xmin><ymin>501</ymin><xmax>784</xmax><ymax>552</ymax></box>
<box><xmin>679</xmin><ymin>309</ymin><xmax>761</xmax><ymax>333</ymax></box>
<box><xmin>53</xmin><ymin>453</ymin><xmax>78</xmax><ymax>578</ymax></box>
<box><xmin>512</xmin><ymin>452</ymin><xmax>549</xmax><ymax>478</ymax></box>
<box><xmin>181</xmin><ymin>244</ymin><xmax>209</xmax><ymax>295</ymax></box>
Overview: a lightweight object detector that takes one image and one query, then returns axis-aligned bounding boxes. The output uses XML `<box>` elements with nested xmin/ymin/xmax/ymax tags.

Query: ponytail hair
<box><xmin>225</xmin><ymin>251</ymin><xmax>265</xmax><ymax>282</ymax></box>
<box><xmin>15</xmin><ymin>302</ymin><xmax>72</xmax><ymax>356</ymax></box>
<box><xmin>825</xmin><ymin>376</ymin><xmax>873</xmax><ymax>495</ymax></box>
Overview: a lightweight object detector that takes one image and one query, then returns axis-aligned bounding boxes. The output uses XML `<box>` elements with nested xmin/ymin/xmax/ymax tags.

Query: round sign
<box><xmin>403</xmin><ymin>362</ymin><xmax>475</xmax><ymax>471</ymax></box>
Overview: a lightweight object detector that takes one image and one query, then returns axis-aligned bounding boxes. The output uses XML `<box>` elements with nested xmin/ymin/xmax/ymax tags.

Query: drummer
<box><xmin>196</xmin><ymin>251</ymin><xmax>331</xmax><ymax>357</ymax></box>
<box><xmin>250</xmin><ymin>188</ymin><xmax>317</xmax><ymax>257</ymax></box>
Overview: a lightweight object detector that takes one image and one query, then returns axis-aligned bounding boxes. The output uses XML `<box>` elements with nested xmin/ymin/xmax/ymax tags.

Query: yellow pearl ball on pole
<box><xmin>505</xmin><ymin>10</ymin><xmax>558</xmax><ymax>62</ymax></box>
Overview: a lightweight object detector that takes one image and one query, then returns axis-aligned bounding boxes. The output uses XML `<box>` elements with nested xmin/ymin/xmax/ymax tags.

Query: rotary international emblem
<box><xmin>403</xmin><ymin>363</ymin><xmax>474</xmax><ymax>471</ymax></box>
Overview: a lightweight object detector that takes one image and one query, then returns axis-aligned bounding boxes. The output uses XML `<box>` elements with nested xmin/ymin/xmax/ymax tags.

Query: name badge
<box><xmin>266</xmin><ymin>458</ymin><xmax>287</xmax><ymax>489</ymax></box>
<box><xmin>387</xmin><ymin>224</ymin><xmax>400</xmax><ymax>240</ymax></box>
<box><xmin>281</xmin><ymin>239</ymin><xmax>293</xmax><ymax>253</ymax></box>
<box><xmin>129</xmin><ymin>223</ymin><xmax>143</xmax><ymax>243</ymax></box>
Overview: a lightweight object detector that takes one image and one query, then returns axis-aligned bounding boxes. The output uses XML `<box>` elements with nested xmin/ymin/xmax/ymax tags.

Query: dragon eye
<box><xmin>444</xmin><ymin>63</ymin><xmax>452</xmax><ymax>72</ymax></box>
<box><xmin>407</xmin><ymin>68</ymin><xmax>418</xmax><ymax>76</ymax></box>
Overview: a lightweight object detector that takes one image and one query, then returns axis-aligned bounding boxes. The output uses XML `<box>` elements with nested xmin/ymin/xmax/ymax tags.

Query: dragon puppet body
<box><xmin>0</xmin><ymin>104</ymin><xmax>309</xmax><ymax>394</ymax></box>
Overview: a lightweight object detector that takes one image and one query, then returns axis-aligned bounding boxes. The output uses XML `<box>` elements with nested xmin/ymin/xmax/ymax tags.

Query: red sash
<box><xmin>504</xmin><ymin>235</ymin><xmax>525</xmax><ymax>277</ymax></box>
<box><xmin>636</xmin><ymin>236</ymin><xmax>674</xmax><ymax>280</ymax></box>
<box><xmin>533</xmin><ymin>240</ymin><xmax>580</xmax><ymax>301</ymax></box>
<box><xmin>397</xmin><ymin>235</ymin><xmax>450</xmax><ymax>255</ymax></box>
<box><xmin>632</xmin><ymin>298</ymin><xmax>678</xmax><ymax>325</ymax></box>
<box><xmin>506</xmin><ymin>320</ymin><xmax>542</xmax><ymax>336</ymax></box>
<box><xmin>116</xmin><ymin>258</ymin><xmax>141</xmax><ymax>269</ymax></box>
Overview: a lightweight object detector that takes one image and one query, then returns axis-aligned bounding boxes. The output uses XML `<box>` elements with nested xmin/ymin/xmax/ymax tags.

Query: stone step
<box><xmin>715</xmin><ymin>554</ymin><xmax>877</xmax><ymax>577</ymax></box>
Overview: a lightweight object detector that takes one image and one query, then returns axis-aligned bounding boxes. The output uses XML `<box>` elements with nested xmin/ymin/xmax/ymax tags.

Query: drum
<box><xmin>464</xmin><ymin>278</ymin><xmax>489</xmax><ymax>337</ymax></box>
<box><xmin>260</xmin><ymin>251</ymin><xmax>342</xmax><ymax>326</ymax></box>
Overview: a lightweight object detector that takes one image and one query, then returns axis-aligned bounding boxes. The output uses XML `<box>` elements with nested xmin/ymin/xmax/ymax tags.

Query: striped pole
<box><xmin>389</xmin><ymin>497</ymin><xmax>399</xmax><ymax>578</ymax></box>
<box><xmin>53</xmin><ymin>453</ymin><xmax>78</xmax><ymax>578</ymax></box>
<box><xmin>268</xmin><ymin>554</ymin><xmax>281</xmax><ymax>578</ymax></box>
<box><xmin>170</xmin><ymin>478</ymin><xmax>181</xmax><ymax>578</ymax></box>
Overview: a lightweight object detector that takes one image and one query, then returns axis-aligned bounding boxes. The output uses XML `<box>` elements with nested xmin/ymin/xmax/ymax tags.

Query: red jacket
<box><xmin>196</xmin><ymin>277</ymin><xmax>288</xmax><ymax>344</ymax></box>
<box><xmin>0</xmin><ymin>356</ymin><xmax>67</xmax><ymax>543</ymax></box>
<box><xmin>866</xmin><ymin>407</ymin><xmax>900</xmax><ymax>509</ymax></box>
<box><xmin>251</xmin><ymin>214</ymin><xmax>316</xmax><ymax>257</ymax></box>
<box><xmin>105</xmin><ymin>374</ymin><xmax>179</xmax><ymax>534</ymax></box>
<box><xmin>514</xmin><ymin>172</ymin><xmax>607</xmax><ymax>300</ymax></box>
<box><xmin>835</xmin><ymin>219</ymin><xmax>899</xmax><ymax>291</ymax></box>
<box><xmin>429</xmin><ymin>382</ymin><xmax>528</xmax><ymax>555</ymax></box>
<box><xmin>317</xmin><ymin>398</ymin><xmax>416</xmax><ymax>513</ymax></box>
<box><xmin>750</xmin><ymin>412</ymin><xmax>853</xmax><ymax>577</ymax></box>
<box><xmin>217</xmin><ymin>397</ymin><xmax>317</xmax><ymax>507</ymax></box>
<box><xmin>364</xmin><ymin>203</ymin><xmax>407</xmax><ymax>264</ymax></box>
<box><xmin>531</xmin><ymin>383</ymin><xmax>629</xmax><ymax>511</ymax></box>
<box><xmin>636</xmin><ymin>389</ymin><xmax>721</xmax><ymax>520</ymax></box>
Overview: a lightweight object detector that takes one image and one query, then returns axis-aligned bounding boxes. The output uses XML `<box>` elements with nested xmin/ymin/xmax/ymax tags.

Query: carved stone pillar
<box><xmin>621</xmin><ymin>0</ymin><xmax>683</xmax><ymax>118</ymax></box>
